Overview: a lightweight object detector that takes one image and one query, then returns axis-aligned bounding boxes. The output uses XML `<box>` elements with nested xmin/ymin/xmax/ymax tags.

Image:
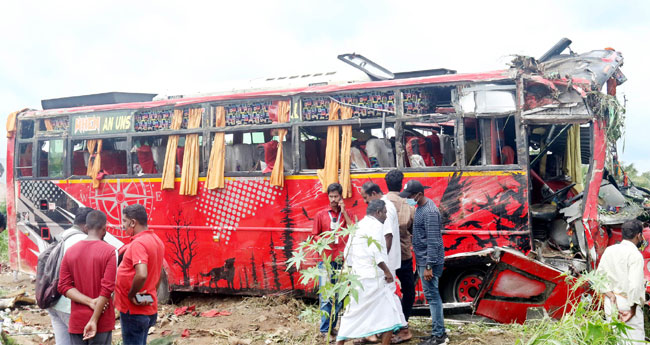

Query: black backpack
<box><xmin>35</xmin><ymin>230</ymin><xmax>83</xmax><ymax>309</ymax></box>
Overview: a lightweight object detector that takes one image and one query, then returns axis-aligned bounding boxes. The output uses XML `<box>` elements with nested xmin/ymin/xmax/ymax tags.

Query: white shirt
<box><xmin>381</xmin><ymin>195</ymin><xmax>401</xmax><ymax>273</ymax></box>
<box><xmin>51</xmin><ymin>226</ymin><xmax>87</xmax><ymax>314</ymax></box>
<box><xmin>596</xmin><ymin>239</ymin><xmax>645</xmax><ymax>310</ymax></box>
<box><xmin>344</xmin><ymin>216</ymin><xmax>388</xmax><ymax>280</ymax></box>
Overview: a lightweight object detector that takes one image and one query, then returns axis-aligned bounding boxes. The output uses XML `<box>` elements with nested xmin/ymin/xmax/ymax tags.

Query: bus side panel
<box><xmin>30</xmin><ymin>170</ymin><xmax>528</xmax><ymax>296</ymax></box>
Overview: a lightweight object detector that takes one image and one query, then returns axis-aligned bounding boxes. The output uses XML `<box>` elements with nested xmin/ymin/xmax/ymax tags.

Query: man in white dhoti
<box><xmin>336</xmin><ymin>200</ymin><xmax>407</xmax><ymax>345</ymax></box>
<box><xmin>597</xmin><ymin>219</ymin><xmax>646</xmax><ymax>344</ymax></box>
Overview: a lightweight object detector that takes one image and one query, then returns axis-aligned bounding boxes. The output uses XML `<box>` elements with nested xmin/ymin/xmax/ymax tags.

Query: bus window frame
<box><xmin>67</xmin><ymin>135</ymin><xmax>131</xmax><ymax>179</ymax></box>
<box><xmin>208</xmin><ymin>101</ymin><xmax>295</xmax><ymax>177</ymax></box>
<box><xmin>294</xmin><ymin>116</ymin><xmax>399</xmax><ymax>174</ymax></box>
<box><xmin>398</xmin><ymin>114</ymin><xmax>462</xmax><ymax>172</ymax></box>
<box><xmin>455</xmin><ymin>113</ymin><xmax>523</xmax><ymax>171</ymax></box>
<box><xmin>15</xmin><ymin>115</ymin><xmax>71</xmax><ymax>180</ymax></box>
<box><xmin>36</xmin><ymin>138</ymin><xmax>67</xmax><ymax>179</ymax></box>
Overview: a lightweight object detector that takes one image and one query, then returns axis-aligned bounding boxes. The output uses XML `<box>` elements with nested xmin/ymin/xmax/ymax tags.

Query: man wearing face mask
<box><xmin>115</xmin><ymin>204</ymin><xmax>165</xmax><ymax>345</ymax></box>
<box><xmin>400</xmin><ymin>180</ymin><xmax>447</xmax><ymax>345</ymax></box>
<box><xmin>597</xmin><ymin>220</ymin><xmax>646</xmax><ymax>343</ymax></box>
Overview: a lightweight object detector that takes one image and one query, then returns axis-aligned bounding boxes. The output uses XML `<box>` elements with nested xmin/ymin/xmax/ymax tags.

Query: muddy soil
<box><xmin>0</xmin><ymin>267</ymin><xmax>520</xmax><ymax>345</ymax></box>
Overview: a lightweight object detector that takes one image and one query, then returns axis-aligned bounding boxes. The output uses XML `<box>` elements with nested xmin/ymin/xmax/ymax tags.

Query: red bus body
<box><xmin>5</xmin><ymin>44</ymin><xmax>644</xmax><ymax>324</ymax></box>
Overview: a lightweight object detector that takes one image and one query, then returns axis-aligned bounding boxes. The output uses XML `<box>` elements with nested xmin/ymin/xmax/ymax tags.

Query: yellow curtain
<box><xmin>206</xmin><ymin>106</ymin><xmax>226</xmax><ymax>189</ymax></box>
<box><xmin>270</xmin><ymin>101</ymin><xmax>290</xmax><ymax>188</ymax></box>
<box><xmin>179</xmin><ymin>108</ymin><xmax>203</xmax><ymax>195</ymax></box>
<box><xmin>161</xmin><ymin>109</ymin><xmax>184</xmax><ymax>190</ymax></box>
<box><xmin>565</xmin><ymin>124</ymin><xmax>584</xmax><ymax>193</ymax></box>
<box><xmin>317</xmin><ymin>102</ymin><xmax>341</xmax><ymax>192</ymax></box>
<box><xmin>339</xmin><ymin>106</ymin><xmax>353</xmax><ymax>198</ymax></box>
<box><xmin>44</xmin><ymin>119</ymin><xmax>54</xmax><ymax>131</ymax></box>
<box><xmin>87</xmin><ymin>139</ymin><xmax>103</xmax><ymax>189</ymax></box>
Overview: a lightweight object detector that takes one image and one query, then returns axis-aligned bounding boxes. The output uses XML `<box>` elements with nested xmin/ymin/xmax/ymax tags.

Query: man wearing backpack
<box><xmin>43</xmin><ymin>207</ymin><xmax>93</xmax><ymax>345</ymax></box>
<box><xmin>58</xmin><ymin>210</ymin><xmax>117</xmax><ymax>344</ymax></box>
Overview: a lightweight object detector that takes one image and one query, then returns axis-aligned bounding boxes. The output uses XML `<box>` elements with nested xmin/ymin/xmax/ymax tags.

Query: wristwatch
<box><xmin>426</xmin><ymin>264</ymin><xmax>432</xmax><ymax>270</ymax></box>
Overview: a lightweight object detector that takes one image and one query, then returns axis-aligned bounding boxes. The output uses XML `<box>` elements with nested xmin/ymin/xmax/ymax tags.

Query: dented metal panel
<box><xmin>472</xmin><ymin>248</ymin><xmax>586</xmax><ymax>324</ymax></box>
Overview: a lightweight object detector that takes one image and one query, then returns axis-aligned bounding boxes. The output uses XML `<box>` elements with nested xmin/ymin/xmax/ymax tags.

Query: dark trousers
<box><xmin>395</xmin><ymin>258</ymin><xmax>416</xmax><ymax>323</ymax></box>
<box><xmin>120</xmin><ymin>312</ymin><xmax>157</xmax><ymax>345</ymax></box>
<box><xmin>69</xmin><ymin>331</ymin><xmax>112</xmax><ymax>345</ymax></box>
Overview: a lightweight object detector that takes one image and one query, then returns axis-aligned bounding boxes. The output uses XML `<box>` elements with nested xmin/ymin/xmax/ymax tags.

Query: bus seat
<box><xmin>299</xmin><ymin>140</ymin><xmax>308</xmax><ymax>170</ymax></box>
<box><xmin>101</xmin><ymin>150</ymin><xmax>127</xmax><ymax>175</ymax></box>
<box><xmin>72</xmin><ymin>151</ymin><xmax>87</xmax><ymax>175</ymax></box>
<box><xmin>259</xmin><ymin>141</ymin><xmax>278</xmax><ymax>173</ymax></box>
<box><xmin>282</xmin><ymin>141</ymin><xmax>294</xmax><ymax>171</ymax></box>
<box><xmin>176</xmin><ymin>147</ymin><xmax>185</xmax><ymax>174</ymax></box>
<box><xmin>426</xmin><ymin>133</ymin><xmax>443</xmax><ymax>166</ymax></box>
<box><xmin>225</xmin><ymin>144</ymin><xmax>257</xmax><ymax>172</ymax></box>
<box><xmin>409</xmin><ymin>154</ymin><xmax>426</xmax><ymax>168</ymax></box>
<box><xmin>501</xmin><ymin>145</ymin><xmax>515</xmax><ymax>165</ymax></box>
<box><xmin>406</xmin><ymin>137</ymin><xmax>433</xmax><ymax>166</ymax></box>
<box><xmin>19</xmin><ymin>150</ymin><xmax>33</xmax><ymax>177</ymax></box>
<box><xmin>303</xmin><ymin>140</ymin><xmax>322</xmax><ymax>169</ymax></box>
<box><xmin>439</xmin><ymin>134</ymin><xmax>456</xmax><ymax>166</ymax></box>
<box><xmin>365</xmin><ymin>138</ymin><xmax>395</xmax><ymax>167</ymax></box>
<box><xmin>136</xmin><ymin>145</ymin><xmax>157</xmax><ymax>174</ymax></box>
<box><xmin>151</xmin><ymin>145</ymin><xmax>166</xmax><ymax>174</ymax></box>
<box><xmin>350</xmin><ymin>146</ymin><xmax>369</xmax><ymax>169</ymax></box>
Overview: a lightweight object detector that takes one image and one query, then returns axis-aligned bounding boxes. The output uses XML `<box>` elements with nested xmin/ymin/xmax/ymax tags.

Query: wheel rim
<box><xmin>455</xmin><ymin>273</ymin><xmax>483</xmax><ymax>302</ymax></box>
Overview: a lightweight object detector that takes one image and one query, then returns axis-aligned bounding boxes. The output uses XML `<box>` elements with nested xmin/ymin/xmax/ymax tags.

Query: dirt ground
<box><xmin>0</xmin><ymin>265</ymin><xmax>521</xmax><ymax>345</ymax></box>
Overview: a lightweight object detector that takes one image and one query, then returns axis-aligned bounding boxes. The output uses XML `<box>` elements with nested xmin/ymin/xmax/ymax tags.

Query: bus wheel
<box><xmin>157</xmin><ymin>270</ymin><xmax>171</xmax><ymax>305</ymax></box>
<box><xmin>447</xmin><ymin>270</ymin><xmax>485</xmax><ymax>303</ymax></box>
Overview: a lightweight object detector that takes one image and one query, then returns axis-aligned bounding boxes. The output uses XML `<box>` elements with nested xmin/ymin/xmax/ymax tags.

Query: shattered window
<box><xmin>19</xmin><ymin>120</ymin><xmax>34</xmax><ymax>139</ymax></box>
<box><xmin>130</xmin><ymin>136</ymin><xmax>167</xmax><ymax>175</ymax></box>
<box><xmin>403</xmin><ymin>119</ymin><xmax>456</xmax><ymax>167</ymax></box>
<box><xmin>223</xmin><ymin>130</ymin><xmax>292</xmax><ymax>172</ymax></box>
<box><xmin>17</xmin><ymin>143</ymin><xmax>34</xmax><ymax>177</ymax></box>
<box><xmin>71</xmin><ymin>138</ymin><xmax>128</xmax><ymax>176</ymax></box>
<box><xmin>465</xmin><ymin>116</ymin><xmax>517</xmax><ymax>166</ymax></box>
<box><xmin>298</xmin><ymin>124</ymin><xmax>396</xmax><ymax>170</ymax></box>
<box><xmin>38</xmin><ymin>140</ymin><xmax>64</xmax><ymax>178</ymax></box>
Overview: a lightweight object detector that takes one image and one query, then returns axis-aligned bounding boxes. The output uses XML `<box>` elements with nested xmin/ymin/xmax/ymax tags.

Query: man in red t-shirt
<box><xmin>115</xmin><ymin>204</ymin><xmax>164</xmax><ymax>345</ymax></box>
<box><xmin>312</xmin><ymin>183</ymin><xmax>353</xmax><ymax>338</ymax></box>
<box><xmin>58</xmin><ymin>211</ymin><xmax>117</xmax><ymax>345</ymax></box>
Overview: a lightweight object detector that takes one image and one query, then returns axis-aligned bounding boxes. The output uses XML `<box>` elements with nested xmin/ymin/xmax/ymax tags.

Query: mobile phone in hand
<box><xmin>135</xmin><ymin>294</ymin><xmax>154</xmax><ymax>303</ymax></box>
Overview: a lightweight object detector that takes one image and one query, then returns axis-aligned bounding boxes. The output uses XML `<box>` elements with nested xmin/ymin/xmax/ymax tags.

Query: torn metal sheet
<box><xmin>539</xmin><ymin>49</ymin><xmax>625</xmax><ymax>89</ymax></box>
<box><xmin>472</xmin><ymin>247</ymin><xmax>586</xmax><ymax>324</ymax></box>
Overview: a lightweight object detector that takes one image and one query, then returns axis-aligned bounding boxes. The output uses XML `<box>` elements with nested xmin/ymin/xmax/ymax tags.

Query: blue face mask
<box><xmin>406</xmin><ymin>198</ymin><xmax>417</xmax><ymax>206</ymax></box>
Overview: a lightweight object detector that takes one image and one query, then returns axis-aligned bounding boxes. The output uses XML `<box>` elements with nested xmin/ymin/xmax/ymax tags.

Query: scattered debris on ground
<box><xmin>0</xmin><ymin>268</ymin><xmax>525</xmax><ymax>344</ymax></box>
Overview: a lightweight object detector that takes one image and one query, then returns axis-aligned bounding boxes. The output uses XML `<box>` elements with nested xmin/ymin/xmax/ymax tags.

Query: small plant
<box><xmin>287</xmin><ymin>223</ymin><xmax>382</xmax><ymax>343</ymax></box>
<box><xmin>517</xmin><ymin>270</ymin><xmax>630</xmax><ymax>345</ymax></box>
<box><xmin>586</xmin><ymin>91</ymin><xmax>626</xmax><ymax>145</ymax></box>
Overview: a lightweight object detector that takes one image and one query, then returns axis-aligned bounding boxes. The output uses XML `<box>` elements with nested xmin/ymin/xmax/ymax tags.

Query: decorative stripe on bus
<box><xmin>57</xmin><ymin>170</ymin><xmax>525</xmax><ymax>184</ymax></box>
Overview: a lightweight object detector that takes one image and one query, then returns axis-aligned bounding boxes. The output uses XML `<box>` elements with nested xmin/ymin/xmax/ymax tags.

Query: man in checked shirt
<box><xmin>399</xmin><ymin>180</ymin><xmax>448</xmax><ymax>345</ymax></box>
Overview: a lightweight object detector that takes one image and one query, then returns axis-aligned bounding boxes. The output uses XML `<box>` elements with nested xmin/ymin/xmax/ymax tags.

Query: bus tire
<box><xmin>157</xmin><ymin>270</ymin><xmax>171</xmax><ymax>305</ymax></box>
<box><xmin>441</xmin><ymin>268</ymin><xmax>486</xmax><ymax>303</ymax></box>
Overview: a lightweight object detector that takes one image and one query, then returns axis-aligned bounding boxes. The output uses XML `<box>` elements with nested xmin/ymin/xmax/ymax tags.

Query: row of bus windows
<box><xmin>16</xmin><ymin>117</ymin><xmax>517</xmax><ymax>178</ymax></box>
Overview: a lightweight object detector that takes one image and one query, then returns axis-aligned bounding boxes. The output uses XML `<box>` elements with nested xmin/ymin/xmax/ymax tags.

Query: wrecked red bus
<box><xmin>4</xmin><ymin>39</ymin><xmax>646</xmax><ymax>323</ymax></box>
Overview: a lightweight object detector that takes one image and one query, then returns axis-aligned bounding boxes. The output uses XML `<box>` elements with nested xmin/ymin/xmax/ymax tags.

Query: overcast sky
<box><xmin>1</xmin><ymin>0</ymin><xmax>649</xmax><ymax>172</ymax></box>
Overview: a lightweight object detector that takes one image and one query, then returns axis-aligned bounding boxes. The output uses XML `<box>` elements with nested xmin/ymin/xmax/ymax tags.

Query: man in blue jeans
<box><xmin>312</xmin><ymin>183</ymin><xmax>353</xmax><ymax>339</ymax></box>
<box><xmin>115</xmin><ymin>204</ymin><xmax>165</xmax><ymax>345</ymax></box>
<box><xmin>400</xmin><ymin>180</ymin><xmax>448</xmax><ymax>345</ymax></box>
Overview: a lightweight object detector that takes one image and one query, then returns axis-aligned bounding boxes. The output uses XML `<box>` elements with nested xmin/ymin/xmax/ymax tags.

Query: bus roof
<box><xmin>22</xmin><ymin>69</ymin><xmax>514</xmax><ymax>117</ymax></box>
